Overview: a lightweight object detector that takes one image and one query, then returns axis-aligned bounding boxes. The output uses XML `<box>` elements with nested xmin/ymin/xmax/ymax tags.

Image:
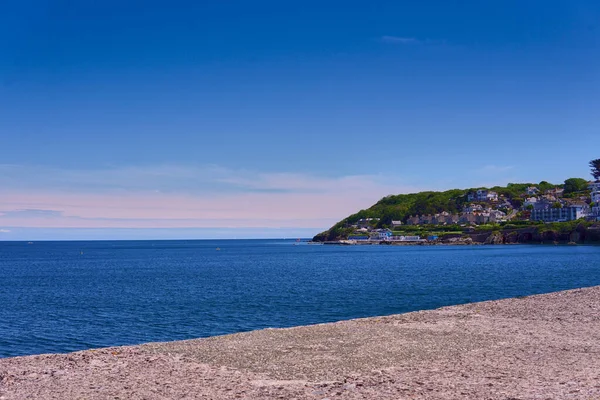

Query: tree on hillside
<box><xmin>590</xmin><ymin>159</ymin><xmax>600</xmax><ymax>181</ymax></box>
<box><xmin>564</xmin><ymin>178</ymin><xmax>589</xmax><ymax>193</ymax></box>
<box><xmin>538</xmin><ymin>181</ymin><xmax>556</xmax><ymax>192</ymax></box>
<box><xmin>510</xmin><ymin>197</ymin><xmax>523</xmax><ymax>208</ymax></box>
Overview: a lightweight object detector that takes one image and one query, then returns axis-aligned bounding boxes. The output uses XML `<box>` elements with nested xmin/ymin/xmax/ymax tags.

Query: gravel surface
<box><xmin>1</xmin><ymin>286</ymin><xmax>599</xmax><ymax>399</ymax></box>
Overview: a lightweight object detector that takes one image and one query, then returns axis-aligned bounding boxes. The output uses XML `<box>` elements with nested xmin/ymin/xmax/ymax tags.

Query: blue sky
<box><xmin>1</xmin><ymin>0</ymin><xmax>599</xmax><ymax>240</ymax></box>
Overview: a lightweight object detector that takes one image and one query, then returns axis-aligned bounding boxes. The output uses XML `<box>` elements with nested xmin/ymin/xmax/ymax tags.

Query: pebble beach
<box><xmin>1</xmin><ymin>286</ymin><xmax>599</xmax><ymax>399</ymax></box>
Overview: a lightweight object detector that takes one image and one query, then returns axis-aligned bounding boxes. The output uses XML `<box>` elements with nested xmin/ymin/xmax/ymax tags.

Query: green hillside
<box><xmin>312</xmin><ymin>180</ymin><xmax>589</xmax><ymax>242</ymax></box>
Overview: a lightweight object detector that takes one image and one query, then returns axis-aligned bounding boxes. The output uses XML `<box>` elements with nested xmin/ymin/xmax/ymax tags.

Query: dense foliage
<box><xmin>591</xmin><ymin>159</ymin><xmax>600</xmax><ymax>181</ymax></box>
<box><xmin>564</xmin><ymin>178</ymin><xmax>589</xmax><ymax>194</ymax></box>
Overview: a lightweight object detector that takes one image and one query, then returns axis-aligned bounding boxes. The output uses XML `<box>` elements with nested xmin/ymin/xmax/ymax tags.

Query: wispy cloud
<box><xmin>0</xmin><ymin>164</ymin><xmax>423</xmax><ymax>231</ymax></box>
<box><xmin>0</xmin><ymin>229</ymin><xmax>10</xmax><ymax>233</ymax></box>
<box><xmin>380</xmin><ymin>36</ymin><xmax>446</xmax><ymax>46</ymax></box>
<box><xmin>1</xmin><ymin>227</ymin><xmax>322</xmax><ymax>241</ymax></box>
<box><xmin>0</xmin><ymin>209</ymin><xmax>63</xmax><ymax>218</ymax></box>
<box><xmin>0</xmin><ymin>164</ymin><xmax>413</xmax><ymax>196</ymax></box>
<box><xmin>380</xmin><ymin>36</ymin><xmax>421</xmax><ymax>44</ymax></box>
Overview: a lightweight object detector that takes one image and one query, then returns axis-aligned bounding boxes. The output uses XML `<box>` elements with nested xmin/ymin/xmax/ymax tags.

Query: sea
<box><xmin>1</xmin><ymin>240</ymin><xmax>599</xmax><ymax>358</ymax></box>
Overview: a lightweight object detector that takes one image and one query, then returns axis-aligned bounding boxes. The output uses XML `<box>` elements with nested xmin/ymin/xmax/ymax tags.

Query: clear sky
<box><xmin>1</xmin><ymin>0</ymin><xmax>599</xmax><ymax>240</ymax></box>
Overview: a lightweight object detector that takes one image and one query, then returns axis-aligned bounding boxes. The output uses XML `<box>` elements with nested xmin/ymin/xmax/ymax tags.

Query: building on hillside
<box><xmin>459</xmin><ymin>213</ymin><xmax>477</xmax><ymax>225</ymax></box>
<box><xmin>530</xmin><ymin>204</ymin><xmax>589</xmax><ymax>222</ymax></box>
<box><xmin>531</xmin><ymin>200</ymin><xmax>550</xmax><ymax>210</ymax></box>
<box><xmin>463</xmin><ymin>204</ymin><xmax>484</xmax><ymax>213</ymax></box>
<box><xmin>405</xmin><ymin>215</ymin><xmax>420</xmax><ymax>225</ymax></box>
<box><xmin>405</xmin><ymin>213</ymin><xmax>461</xmax><ymax>226</ymax></box>
<box><xmin>467</xmin><ymin>189</ymin><xmax>498</xmax><ymax>202</ymax></box>
<box><xmin>589</xmin><ymin>182</ymin><xmax>600</xmax><ymax>203</ymax></box>
<box><xmin>497</xmin><ymin>200</ymin><xmax>513</xmax><ymax>210</ymax></box>
<box><xmin>391</xmin><ymin>220</ymin><xmax>403</xmax><ymax>229</ymax></box>
<box><xmin>475</xmin><ymin>213</ymin><xmax>488</xmax><ymax>224</ymax></box>
<box><xmin>486</xmin><ymin>191</ymin><xmax>499</xmax><ymax>201</ymax></box>
<box><xmin>467</xmin><ymin>190</ymin><xmax>487</xmax><ymax>202</ymax></box>
<box><xmin>526</xmin><ymin>186</ymin><xmax>540</xmax><ymax>195</ymax></box>
<box><xmin>475</xmin><ymin>211</ymin><xmax>505</xmax><ymax>224</ymax></box>
<box><xmin>589</xmin><ymin>181</ymin><xmax>600</xmax><ymax>192</ymax></box>
<box><xmin>420</xmin><ymin>215</ymin><xmax>434</xmax><ymax>225</ymax></box>
<box><xmin>370</xmin><ymin>229</ymin><xmax>393</xmax><ymax>241</ymax></box>
<box><xmin>431</xmin><ymin>212</ymin><xmax>449</xmax><ymax>225</ymax></box>
<box><xmin>591</xmin><ymin>203</ymin><xmax>600</xmax><ymax>221</ymax></box>
<box><xmin>524</xmin><ymin>197</ymin><xmax>538</xmax><ymax>207</ymax></box>
<box><xmin>446</xmin><ymin>214</ymin><xmax>460</xmax><ymax>224</ymax></box>
<box><xmin>592</xmin><ymin>207</ymin><xmax>600</xmax><ymax>221</ymax></box>
<box><xmin>489</xmin><ymin>210</ymin><xmax>507</xmax><ymax>222</ymax></box>
<box><xmin>545</xmin><ymin>188</ymin><xmax>564</xmax><ymax>198</ymax></box>
<box><xmin>590</xmin><ymin>182</ymin><xmax>600</xmax><ymax>220</ymax></box>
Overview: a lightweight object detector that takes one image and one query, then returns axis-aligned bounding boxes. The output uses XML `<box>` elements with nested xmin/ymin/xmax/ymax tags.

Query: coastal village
<box><xmin>337</xmin><ymin>179</ymin><xmax>600</xmax><ymax>244</ymax></box>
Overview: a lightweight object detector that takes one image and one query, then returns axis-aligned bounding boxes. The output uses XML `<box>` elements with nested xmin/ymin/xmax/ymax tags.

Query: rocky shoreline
<box><xmin>2</xmin><ymin>286</ymin><xmax>600</xmax><ymax>399</ymax></box>
<box><xmin>318</xmin><ymin>225</ymin><xmax>600</xmax><ymax>246</ymax></box>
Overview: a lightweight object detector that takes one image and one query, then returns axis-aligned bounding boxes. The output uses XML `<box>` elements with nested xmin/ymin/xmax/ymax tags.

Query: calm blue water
<box><xmin>1</xmin><ymin>240</ymin><xmax>599</xmax><ymax>358</ymax></box>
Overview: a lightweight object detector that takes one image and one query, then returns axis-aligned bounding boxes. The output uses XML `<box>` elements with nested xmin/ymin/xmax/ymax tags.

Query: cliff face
<box><xmin>456</xmin><ymin>225</ymin><xmax>600</xmax><ymax>245</ymax></box>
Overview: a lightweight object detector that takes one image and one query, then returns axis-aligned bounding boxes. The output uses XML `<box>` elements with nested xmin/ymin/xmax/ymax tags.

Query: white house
<box><xmin>489</xmin><ymin>210</ymin><xmax>507</xmax><ymax>222</ymax></box>
<box><xmin>589</xmin><ymin>182</ymin><xmax>600</xmax><ymax>196</ymax></box>
<box><xmin>524</xmin><ymin>197</ymin><xmax>538</xmax><ymax>207</ymax></box>
<box><xmin>370</xmin><ymin>229</ymin><xmax>393</xmax><ymax>241</ymax></box>
<box><xmin>530</xmin><ymin>204</ymin><xmax>589</xmax><ymax>222</ymax></box>
<box><xmin>486</xmin><ymin>191</ymin><xmax>499</xmax><ymax>201</ymax></box>
<box><xmin>467</xmin><ymin>189</ymin><xmax>498</xmax><ymax>202</ymax></box>
<box><xmin>463</xmin><ymin>204</ymin><xmax>484</xmax><ymax>213</ymax></box>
